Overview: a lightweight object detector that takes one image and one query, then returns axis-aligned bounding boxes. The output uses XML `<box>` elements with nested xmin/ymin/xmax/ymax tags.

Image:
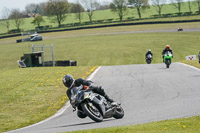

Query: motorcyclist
<box><xmin>145</xmin><ymin>49</ymin><xmax>153</xmax><ymax>59</ymax></box>
<box><xmin>62</xmin><ymin>74</ymin><xmax>115</xmax><ymax>106</ymax></box>
<box><xmin>177</xmin><ymin>27</ymin><xmax>183</xmax><ymax>31</ymax></box>
<box><xmin>162</xmin><ymin>45</ymin><xmax>173</xmax><ymax>62</ymax></box>
<box><xmin>198</xmin><ymin>51</ymin><xmax>200</xmax><ymax>63</ymax></box>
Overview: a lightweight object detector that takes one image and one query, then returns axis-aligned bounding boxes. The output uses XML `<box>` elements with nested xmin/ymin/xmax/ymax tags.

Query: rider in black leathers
<box><xmin>145</xmin><ymin>49</ymin><xmax>153</xmax><ymax>59</ymax></box>
<box><xmin>198</xmin><ymin>52</ymin><xmax>200</xmax><ymax>63</ymax></box>
<box><xmin>62</xmin><ymin>74</ymin><xmax>114</xmax><ymax>105</ymax></box>
<box><xmin>162</xmin><ymin>45</ymin><xmax>173</xmax><ymax>62</ymax></box>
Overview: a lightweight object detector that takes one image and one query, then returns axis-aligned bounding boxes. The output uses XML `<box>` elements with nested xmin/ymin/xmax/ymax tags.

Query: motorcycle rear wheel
<box><xmin>82</xmin><ymin>102</ymin><xmax>103</xmax><ymax>122</ymax></box>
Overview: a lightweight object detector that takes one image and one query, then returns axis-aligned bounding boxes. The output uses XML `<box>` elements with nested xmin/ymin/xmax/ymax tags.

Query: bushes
<box><xmin>9</xmin><ymin>29</ymin><xmax>21</xmax><ymax>34</ymax></box>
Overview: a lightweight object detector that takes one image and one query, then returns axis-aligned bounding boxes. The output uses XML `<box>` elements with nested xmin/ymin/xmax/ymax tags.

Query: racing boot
<box><xmin>104</xmin><ymin>94</ymin><xmax>117</xmax><ymax>106</ymax></box>
<box><xmin>104</xmin><ymin>94</ymin><xmax>113</xmax><ymax>102</ymax></box>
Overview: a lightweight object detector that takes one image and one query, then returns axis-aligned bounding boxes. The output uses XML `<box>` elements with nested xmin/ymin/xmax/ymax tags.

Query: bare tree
<box><xmin>195</xmin><ymin>0</ymin><xmax>200</xmax><ymax>13</ymax></box>
<box><xmin>1</xmin><ymin>7</ymin><xmax>11</xmax><ymax>33</ymax></box>
<box><xmin>9</xmin><ymin>9</ymin><xmax>25</xmax><ymax>30</ymax></box>
<box><xmin>38</xmin><ymin>2</ymin><xmax>48</xmax><ymax>16</ymax></box>
<box><xmin>187</xmin><ymin>0</ymin><xmax>192</xmax><ymax>13</ymax></box>
<box><xmin>71</xmin><ymin>0</ymin><xmax>85</xmax><ymax>23</ymax></box>
<box><xmin>25</xmin><ymin>3</ymin><xmax>38</xmax><ymax>14</ymax></box>
<box><xmin>171</xmin><ymin>0</ymin><xmax>183</xmax><ymax>14</ymax></box>
<box><xmin>128</xmin><ymin>0</ymin><xmax>149</xmax><ymax>19</ymax></box>
<box><xmin>97</xmin><ymin>4</ymin><xmax>110</xmax><ymax>10</ymax></box>
<box><xmin>45</xmin><ymin>0</ymin><xmax>70</xmax><ymax>27</ymax></box>
<box><xmin>110</xmin><ymin>0</ymin><xmax>127</xmax><ymax>21</ymax></box>
<box><xmin>81</xmin><ymin>0</ymin><xmax>99</xmax><ymax>23</ymax></box>
<box><xmin>152</xmin><ymin>0</ymin><xmax>166</xmax><ymax>16</ymax></box>
<box><xmin>25</xmin><ymin>2</ymin><xmax>48</xmax><ymax>16</ymax></box>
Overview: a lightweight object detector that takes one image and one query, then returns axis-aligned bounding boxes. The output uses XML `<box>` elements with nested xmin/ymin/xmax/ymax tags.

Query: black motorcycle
<box><xmin>177</xmin><ymin>27</ymin><xmax>183</xmax><ymax>31</ymax></box>
<box><xmin>70</xmin><ymin>85</ymin><xmax>124</xmax><ymax>122</ymax></box>
<box><xmin>146</xmin><ymin>54</ymin><xmax>153</xmax><ymax>64</ymax></box>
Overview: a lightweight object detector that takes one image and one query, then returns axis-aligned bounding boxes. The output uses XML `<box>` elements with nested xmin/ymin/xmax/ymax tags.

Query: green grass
<box><xmin>182</xmin><ymin>60</ymin><xmax>200</xmax><ymax>69</ymax></box>
<box><xmin>1</xmin><ymin>30</ymin><xmax>200</xmax><ymax>70</ymax></box>
<box><xmin>35</xmin><ymin>31</ymin><xmax>200</xmax><ymax>66</ymax></box>
<box><xmin>62</xmin><ymin>116</ymin><xmax>200</xmax><ymax>133</ymax></box>
<box><xmin>0</xmin><ymin>1</ymin><xmax>200</xmax><ymax>34</ymax></box>
<box><xmin>0</xmin><ymin>66</ymin><xmax>97</xmax><ymax>132</ymax></box>
<box><xmin>0</xmin><ymin>23</ymin><xmax>200</xmax><ymax>132</ymax></box>
<box><xmin>0</xmin><ymin>23</ymin><xmax>199</xmax><ymax>70</ymax></box>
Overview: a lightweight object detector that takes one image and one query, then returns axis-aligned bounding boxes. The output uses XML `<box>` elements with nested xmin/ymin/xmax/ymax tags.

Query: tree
<box><xmin>31</xmin><ymin>15</ymin><xmax>45</xmax><ymax>27</ymax></box>
<box><xmin>38</xmin><ymin>2</ymin><xmax>48</xmax><ymax>16</ymax></box>
<box><xmin>25</xmin><ymin>3</ymin><xmax>38</xmax><ymax>14</ymax></box>
<box><xmin>195</xmin><ymin>0</ymin><xmax>200</xmax><ymax>13</ymax></box>
<box><xmin>171</xmin><ymin>0</ymin><xmax>183</xmax><ymax>14</ymax></box>
<box><xmin>152</xmin><ymin>0</ymin><xmax>166</xmax><ymax>17</ymax></box>
<box><xmin>45</xmin><ymin>0</ymin><xmax>70</xmax><ymax>27</ymax></box>
<box><xmin>128</xmin><ymin>0</ymin><xmax>149</xmax><ymax>19</ymax></box>
<box><xmin>81</xmin><ymin>0</ymin><xmax>99</xmax><ymax>23</ymax></box>
<box><xmin>110</xmin><ymin>0</ymin><xmax>127</xmax><ymax>21</ymax></box>
<box><xmin>1</xmin><ymin>7</ymin><xmax>11</xmax><ymax>33</ymax></box>
<box><xmin>71</xmin><ymin>0</ymin><xmax>85</xmax><ymax>23</ymax></box>
<box><xmin>9</xmin><ymin>9</ymin><xmax>24</xmax><ymax>30</ymax></box>
<box><xmin>25</xmin><ymin>2</ymin><xmax>48</xmax><ymax>16</ymax></box>
<box><xmin>97</xmin><ymin>4</ymin><xmax>110</xmax><ymax>10</ymax></box>
<box><xmin>187</xmin><ymin>0</ymin><xmax>192</xmax><ymax>13</ymax></box>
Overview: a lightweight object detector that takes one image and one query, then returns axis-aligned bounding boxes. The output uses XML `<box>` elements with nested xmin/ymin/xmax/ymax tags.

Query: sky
<box><xmin>0</xmin><ymin>0</ymin><xmax>112</xmax><ymax>13</ymax></box>
<box><xmin>0</xmin><ymin>0</ymin><xmax>191</xmax><ymax>14</ymax></box>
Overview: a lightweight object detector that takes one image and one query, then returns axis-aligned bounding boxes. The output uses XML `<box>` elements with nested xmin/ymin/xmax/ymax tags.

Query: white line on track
<box><xmin>176</xmin><ymin>62</ymin><xmax>200</xmax><ymax>72</ymax></box>
<box><xmin>6</xmin><ymin>66</ymin><xmax>101</xmax><ymax>133</ymax></box>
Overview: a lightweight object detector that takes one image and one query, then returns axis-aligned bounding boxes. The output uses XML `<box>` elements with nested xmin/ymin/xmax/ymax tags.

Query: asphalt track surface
<box><xmin>7</xmin><ymin>63</ymin><xmax>200</xmax><ymax>133</ymax></box>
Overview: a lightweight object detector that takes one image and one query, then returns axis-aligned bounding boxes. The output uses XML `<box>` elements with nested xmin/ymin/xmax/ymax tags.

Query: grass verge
<box><xmin>0</xmin><ymin>23</ymin><xmax>199</xmax><ymax>132</ymax></box>
<box><xmin>0</xmin><ymin>66</ymin><xmax>97</xmax><ymax>132</ymax></box>
<box><xmin>181</xmin><ymin>60</ymin><xmax>200</xmax><ymax>69</ymax></box>
<box><xmin>61</xmin><ymin>116</ymin><xmax>200</xmax><ymax>133</ymax></box>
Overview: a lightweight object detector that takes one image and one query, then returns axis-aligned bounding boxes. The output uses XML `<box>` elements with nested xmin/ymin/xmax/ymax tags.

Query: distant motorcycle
<box><xmin>70</xmin><ymin>85</ymin><xmax>124</xmax><ymax>122</ymax></box>
<box><xmin>177</xmin><ymin>27</ymin><xmax>183</xmax><ymax>31</ymax></box>
<box><xmin>164</xmin><ymin>51</ymin><xmax>173</xmax><ymax>68</ymax></box>
<box><xmin>146</xmin><ymin>54</ymin><xmax>153</xmax><ymax>64</ymax></box>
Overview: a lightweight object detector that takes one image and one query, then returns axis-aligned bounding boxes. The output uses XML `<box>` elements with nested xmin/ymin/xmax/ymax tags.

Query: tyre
<box><xmin>167</xmin><ymin>64</ymin><xmax>169</xmax><ymax>68</ymax></box>
<box><xmin>147</xmin><ymin>60</ymin><xmax>151</xmax><ymax>64</ymax></box>
<box><xmin>77</xmin><ymin>110</ymin><xmax>87</xmax><ymax>119</ymax></box>
<box><xmin>82</xmin><ymin>102</ymin><xmax>103</xmax><ymax>122</ymax></box>
<box><xmin>165</xmin><ymin>59</ymin><xmax>171</xmax><ymax>68</ymax></box>
<box><xmin>113</xmin><ymin>105</ymin><xmax>124</xmax><ymax>119</ymax></box>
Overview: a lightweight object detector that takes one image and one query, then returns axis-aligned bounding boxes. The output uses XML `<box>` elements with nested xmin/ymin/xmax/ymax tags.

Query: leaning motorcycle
<box><xmin>70</xmin><ymin>85</ymin><xmax>124</xmax><ymax>122</ymax></box>
<box><xmin>164</xmin><ymin>51</ymin><xmax>173</xmax><ymax>68</ymax></box>
<box><xmin>146</xmin><ymin>54</ymin><xmax>153</xmax><ymax>64</ymax></box>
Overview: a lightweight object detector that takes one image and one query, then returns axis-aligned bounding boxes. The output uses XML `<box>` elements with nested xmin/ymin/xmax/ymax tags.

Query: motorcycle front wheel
<box><xmin>165</xmin><ymin>59</ymin><xmax>171</xmax><ymax>68</ymax></box>
<box><xmin>146</xmin><ymin>59</ymin><xmax>151</xmax><ymax>64</ymax></box>
<box><xmin>82</xmin><ymin>102</ymin><xmax>103</xmax><ymax>122</ymax></box>
<box><xmin>113</xmin><ymin>105</ymin><xmax>124</xmax><ymax>119</ymax></box>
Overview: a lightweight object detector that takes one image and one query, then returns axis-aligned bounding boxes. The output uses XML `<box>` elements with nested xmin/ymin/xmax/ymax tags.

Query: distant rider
<box><xmin>145</xmin><ymin>49</ymin><xmax>153</xmax><ymax>60</ymax></box>
<box><xmin>162</xmin><ymin>45</ymin><xmax>173</xmax><ymax>62</ymax></box>
<box><xmin>198</xmin><ymin>51</ymin><xmax>200</xmax><ymax>63</ymax></box>
<box><xmin>62</xmin><ymin>74</ymin><xmax>115</xmax><ymax>106</ymax></box>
